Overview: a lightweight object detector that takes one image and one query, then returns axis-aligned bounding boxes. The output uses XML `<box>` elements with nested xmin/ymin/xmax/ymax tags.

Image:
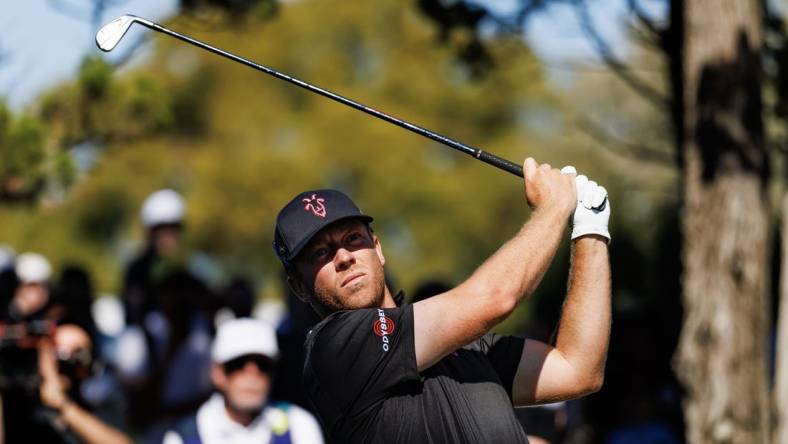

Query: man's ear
<box><xmin>373</xmin><ymin>234</ymin><xmax>386</xmax><ymax>267</ymax></box>
<box><xmin>211</xmin><ymin>364</ymin><xmax>226</xmax><ymax>391</ymax></box>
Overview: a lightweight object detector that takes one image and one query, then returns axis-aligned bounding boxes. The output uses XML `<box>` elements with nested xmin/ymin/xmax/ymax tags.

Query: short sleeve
<box><xmin>467</xmin><ymin>333</ymin><xmax>526</xmax><ymax>399</ymax></box>
<box><xmin>305</xmin><ymin>304</ymin><xmax>419</xmax><ymax>414</ymax></box>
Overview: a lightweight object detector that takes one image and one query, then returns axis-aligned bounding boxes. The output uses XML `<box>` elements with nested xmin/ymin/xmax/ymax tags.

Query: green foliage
<box><xmin>170</xmin><ymin>66</ymin><xmax>217</xmax><ymax>135</ymax></box>
<box><xmin>40</xmin><ymin>56</ymin><xmax>182</xmax><ymax>146</ymax></box>
<box><xmin>0</xmin><ymin>0</ymin><xmax>678</xmax><ymax>334</ymax></box>
<box><xmin>74</xmin><ymin>186</ymin><xmax>133</xmax><ymax>245</ymax></box>
<box><xmin>0</xmin><ymin>101</ymin><xmax>47</xmax><ymax>200</ymax></box>
<box><xmin>78</xmin><ymin>56</ymin><xmax>113</xmax><ymax>99</ymax></box>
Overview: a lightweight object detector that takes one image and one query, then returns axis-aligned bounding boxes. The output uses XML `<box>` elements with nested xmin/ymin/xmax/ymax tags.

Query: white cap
<box><xmin>92</xmin><ymin>295</ymin><xmax>126</xmax><ymax>337</ymax></box>
<box><xmin>15</xmin><ymin>252</ymin><xmax>52</xmax><ymax>284</ymax></box>
<box><xmin>140</xmin><ymin>189</ymin><xmax>185</xmax><ymax>228</ymax></box>
<box><xmin>212</xmin><ymin>318</ymin><xmax>279</xmax><ymax>364</ymax></box>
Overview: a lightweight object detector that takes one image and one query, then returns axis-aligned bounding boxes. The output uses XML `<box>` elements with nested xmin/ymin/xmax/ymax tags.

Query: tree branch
<box><xmin>576</xmin><ymin>115</ymin><xmax>674</xmax><ymax>165</ymax></box>
<box><xmin>626</xmin><ymin>0</ymin><xmax>664</xmax><ymax>41</ymax></box>
<box><xmin>573</xmin><ymin>1</ymin><xmax>669</xmax><ymax>111</ymax></box>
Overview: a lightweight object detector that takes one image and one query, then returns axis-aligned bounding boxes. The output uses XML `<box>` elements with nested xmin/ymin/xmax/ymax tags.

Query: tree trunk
<box><xmin>674</xmin><ymin>1</ymin><xmax>772</xmax><ymax>443</ymax></box>
<box><xmin>775</xmin><ymin>194</ymin><xmax>788</xmax><ymax>444</ymax></box>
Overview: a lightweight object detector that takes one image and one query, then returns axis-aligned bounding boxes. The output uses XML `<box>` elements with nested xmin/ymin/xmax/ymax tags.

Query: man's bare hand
<box><xmin>523</xmin><ymin>158</ymin><xmax>576</xmax><ymax>217</ymax></box>
<box><xmin>38</xmin><ymin>340</ymin><xmax>68</xmax><ymax>410</ymax></box>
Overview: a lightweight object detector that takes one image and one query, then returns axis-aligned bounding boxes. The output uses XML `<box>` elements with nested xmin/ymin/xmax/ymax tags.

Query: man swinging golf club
<box><xmin>273</xmin><ymin>158</ymin><xmax>611</xmax><ymax>443</ymax></box>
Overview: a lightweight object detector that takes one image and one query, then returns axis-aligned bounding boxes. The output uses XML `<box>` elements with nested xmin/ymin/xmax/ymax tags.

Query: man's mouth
<box><xmin>341</xmin><ymin>272</ymin><xmax>365</xmax><ymax>287</ymax></box>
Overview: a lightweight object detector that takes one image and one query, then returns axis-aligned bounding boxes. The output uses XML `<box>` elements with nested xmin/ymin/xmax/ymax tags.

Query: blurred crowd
<box><xmin>0</xmin><ymin>189</ymin><xmax>324</xmax><ymax>444</ymax></box>
<box><xmin>0</xmin><ymin>188</ymin><xmax>684</xmax><ymax>444</ymax></box>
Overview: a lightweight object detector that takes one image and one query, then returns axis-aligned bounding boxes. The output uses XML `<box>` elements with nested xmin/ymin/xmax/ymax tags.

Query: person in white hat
<box><xmin>163</xmin><ymin>318</ymin><xmax>324</xmax><ymax>444</ymax></box>
<box><xmin>8</xmin><ymin>252</ymin><xmax>54</xmax><ymax>320</ymax></box>
<box><xmin>123</xmin><ymin>189</ymin><xmax>186</xmax><ymax>325</ymax></box>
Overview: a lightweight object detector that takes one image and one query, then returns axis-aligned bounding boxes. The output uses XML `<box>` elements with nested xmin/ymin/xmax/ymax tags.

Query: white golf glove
<box><xmin>561</xmin><ymin>166</ymin><xmax>611</xmax><ymax>243</ymax></box>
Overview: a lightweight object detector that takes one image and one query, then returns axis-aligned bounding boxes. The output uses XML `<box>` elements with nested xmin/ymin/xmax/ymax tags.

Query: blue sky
<box><xmin>0</xmin><ymin>0</ymin><xmax>664</xmax><ymax>110</ymax></box>
<box><xmin>0</xmin><ymin>0</ymin><xmax>179</xmax><ymax>110</ymax></box>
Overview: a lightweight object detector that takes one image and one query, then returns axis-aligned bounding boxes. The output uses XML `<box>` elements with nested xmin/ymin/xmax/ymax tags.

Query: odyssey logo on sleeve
<box><xmin>374</xmin><ymin>309</ymin><xmax>395</xmax><ymax>352</ymax></box>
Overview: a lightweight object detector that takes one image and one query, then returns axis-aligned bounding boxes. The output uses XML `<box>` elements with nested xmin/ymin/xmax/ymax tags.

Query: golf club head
<box><xmin>96</xmin><ymin>15</ymin><xmax>143</xmax><ymax>52</ymax></box>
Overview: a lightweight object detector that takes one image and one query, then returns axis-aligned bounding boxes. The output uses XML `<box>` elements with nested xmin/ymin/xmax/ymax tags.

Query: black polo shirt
<box><xmin>303</xmin><ymin>303</ymin><xmax>529</xmax><ymax>443</ymax></box>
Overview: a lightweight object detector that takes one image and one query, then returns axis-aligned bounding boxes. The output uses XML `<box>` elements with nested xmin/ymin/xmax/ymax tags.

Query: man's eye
<box><xmin>312</xmin><ymin>248</ymin><xmax>329</xmax><ymax>260</ymax></box>
<box><xmin>346</xmin><ymin>233</ymin><xmax>362</xmax><ymax>243</ymax></box>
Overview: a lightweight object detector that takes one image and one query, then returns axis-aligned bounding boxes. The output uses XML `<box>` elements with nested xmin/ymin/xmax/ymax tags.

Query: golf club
<box><xmin>96</xmin><ymin>15</ymin><xmax>524</xmax><ymax>178</ymax></box>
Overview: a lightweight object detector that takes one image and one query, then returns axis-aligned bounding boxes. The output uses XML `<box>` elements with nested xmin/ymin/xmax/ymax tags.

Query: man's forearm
<box><xmin>461</xmin><ymin>206</ymin><xmax>569</xmax><ymax>316</ymax></box>
<box><xmin>60</xmin><ymin>402</ymin><xmax>132</xmax><ymax>444</ymax></box>
<box><xmin>554</xmin><ymin>235</ymin><xmax>611</xmax><ymax>390</ymax></box>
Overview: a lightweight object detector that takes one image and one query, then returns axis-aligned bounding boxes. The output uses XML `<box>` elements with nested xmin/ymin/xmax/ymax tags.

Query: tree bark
<box><xmin>674</xmin><ymin>1</ymin><xmax>772</xmax><ymax>443</ymax></box>
<box><xmin>775</xmin><ymin>194</ymin><xmax>788</xmax><ymax>444</ymax></box>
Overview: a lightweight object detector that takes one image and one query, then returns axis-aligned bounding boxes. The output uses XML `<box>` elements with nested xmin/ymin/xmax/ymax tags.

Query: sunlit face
<box><xmin>289</xmin><ymin>219</ymin><xmax>387</xmax><ymax>314</ymax></box>
<box><xmin>212</xmin><ymin>355</ymin><xmax>272</xmax><ymax>415</ymax></box>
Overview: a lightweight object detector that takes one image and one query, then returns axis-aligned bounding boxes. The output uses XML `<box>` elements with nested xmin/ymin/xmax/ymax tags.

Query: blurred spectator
<box><xmin>53</xmin><ymin>266</ymin><xmax>98</xmax><ymax>337</ymax></box>
<box><xmin>123</xmin><ymin>189</ymin><xmax>186</xmax><ymax>326</ymax></box>
<box><xmin>54</xmin><ymin>267</ymin><xmax>130</xmax><ymax>435</ymax></box>
<box><xmin>7</xmin><ymin>252</ymin><xmax>57</xmax><ymax>322</ymax></box>
<box><xmin>222</xmin><ymin>277</ymin><xmax>255</xmax><ymax>319</ymax></box>
<box><xmin>0</xmin><ymin>269</ymin><xmax>18</xmax><ymax>322</ymax></box>
<box><xmin>0</xmin><ymin>323</ymin><xmax>132</xmax><ymax>444</ymax></box>
<box><xmin>0</xmin><ymin>246</ymin><xmax>14</xmax><ymax>272</ymax></box>
<box><xmin>164</xmin><ymin>318</ymin><xmax>324</xmax><ymax>444</ymax></box>
<box><xmin>0</xmin><ymin>243</ymin><xmax>18</xmax><ymax>321</ymax></box>
<box><xmin>271</xmin><ymin>272</ymin><xmax>321</xmax><ymax>410</ymax></box>
<box><xmin>91</xmin><ymin>295</ymin><xmax>126</xmax><ymax>362</ymax></box>
<box><xmin>116</xmin><ymin>269</ymin><xmax>214</xmax><ymax>440</ymax></box>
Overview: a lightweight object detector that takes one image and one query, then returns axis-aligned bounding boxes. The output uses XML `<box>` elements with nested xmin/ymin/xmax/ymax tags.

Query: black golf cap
<box><xmin>273</xmin><ymin>189</ymin><xmax>373</xmax><ymax>263</ymax></box>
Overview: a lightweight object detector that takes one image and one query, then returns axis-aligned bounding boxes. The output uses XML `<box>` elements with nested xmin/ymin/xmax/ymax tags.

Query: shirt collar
<box><xmin>202</xmin><ymin>393</ymin><xmax>269</xmax><ymax>435</ymax></box>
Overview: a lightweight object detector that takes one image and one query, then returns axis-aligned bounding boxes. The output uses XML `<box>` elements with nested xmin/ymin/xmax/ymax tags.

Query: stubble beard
<box><xmin>316</xmin><ymin>265</ymin><xmax>387</xmax><ymax>312</ymax></box>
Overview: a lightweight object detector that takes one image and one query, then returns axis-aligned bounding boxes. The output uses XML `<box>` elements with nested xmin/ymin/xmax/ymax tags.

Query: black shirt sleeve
<box><xmin>306</xmin><ymin>304</ymin><xmax>419</xmax><ymax>416</ymax></box>
<box><xmin>466</xmin><ymin>333</ymin><xmax>526</xmax><ymax>399</ymax></box>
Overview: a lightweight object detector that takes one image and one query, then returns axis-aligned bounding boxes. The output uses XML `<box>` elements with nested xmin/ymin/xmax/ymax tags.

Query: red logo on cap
<box><xmin>373</xmin><ymin>316</ymin><xmax>395</xmax><ymax>337</ymax></box>
<box><xmin>302</xmin><ymin>194</ymin><xmax>326</xmax><ymax>218</ymax></box>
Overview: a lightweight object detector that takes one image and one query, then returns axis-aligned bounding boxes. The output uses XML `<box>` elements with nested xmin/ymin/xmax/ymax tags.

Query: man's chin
<box><xmin>228</xmin><ymin>398</ymin><xmax>265</xmax><ymax>415</ymax></box>
<box><xmin>341</xmin><ymin>290</ymin><xmax>384</xmax><ymax>310</ymax></box>
<box><xmin>318</xmin><ymin>284</ymin><xmax>384</xmax><ymax>312</ymax></box>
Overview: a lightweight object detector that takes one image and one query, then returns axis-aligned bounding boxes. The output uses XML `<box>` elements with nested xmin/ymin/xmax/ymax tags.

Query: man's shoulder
<box><xmin>304</xmin><ymin>309</ymin><xmax>372</xmax><ymax>351</ymax></box>
<box><xmin>271</xmin><ymin>402</ymin><xmax>319</xmax><ymax>425</ymax></box>
<box><xmin>269</xmin><ymin>402</ymin><xmax>325</xmax><ymax>443</ymax></box>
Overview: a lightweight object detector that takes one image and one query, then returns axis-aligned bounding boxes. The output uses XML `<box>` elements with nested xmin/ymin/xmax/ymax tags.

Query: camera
<box><xmin>0</xmin><ymin>320</ymin><xmax>54</xmax><ymax>392</ymax></box>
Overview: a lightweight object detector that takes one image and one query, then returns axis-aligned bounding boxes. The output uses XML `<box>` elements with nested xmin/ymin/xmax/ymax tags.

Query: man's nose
<box><xmin>243</xmin><ymin>361</ymin><xmax>262</xmax><ymax>375</ymax></box>
<box><xmin>334</xmin><ymin>248</ymin><xmax>355</xmax><ymax>271</ymax></box>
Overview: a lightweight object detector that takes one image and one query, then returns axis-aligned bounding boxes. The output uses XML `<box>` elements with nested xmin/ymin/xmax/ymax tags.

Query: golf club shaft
<box><xmin>135</xmin><ymin>20</ymin><xmax>524</xmax><ymax>178</ymax></box>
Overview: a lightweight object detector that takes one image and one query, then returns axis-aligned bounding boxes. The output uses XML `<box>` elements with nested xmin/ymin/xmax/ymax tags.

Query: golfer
<box><xmin>273</xmin><ymin>158</ymin><xmax>611</xmax><ymax>443</ymax></box>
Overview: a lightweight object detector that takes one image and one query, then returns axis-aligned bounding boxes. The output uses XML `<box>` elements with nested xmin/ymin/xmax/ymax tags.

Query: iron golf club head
<box><xmin>96</xmin><ymin>15</ymin><xmax>152</xmax><ymax>52</ymax></box>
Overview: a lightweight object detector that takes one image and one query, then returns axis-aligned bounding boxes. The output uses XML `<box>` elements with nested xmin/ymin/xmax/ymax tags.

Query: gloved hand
<box><xmin>560</xmin><ymin>167</ymin><xmax>611</xmax><ymax>243</ymax></box>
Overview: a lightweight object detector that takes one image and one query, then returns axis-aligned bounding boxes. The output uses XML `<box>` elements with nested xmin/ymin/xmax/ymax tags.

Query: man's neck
<box><xmin>381</xmin><ymin>285</ymin><xmax>397</xmax><ymax>308</ymax></box>
<box><xmin>224</xmin><ymin>401</ymin><xmax>261</xmax><ymax>427</ymax></box>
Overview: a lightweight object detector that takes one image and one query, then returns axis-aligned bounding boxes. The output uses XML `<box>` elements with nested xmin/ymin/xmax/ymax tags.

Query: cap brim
<box><xmin>215</xmin><ymin>350</ymin><xmax>278</xmax><ymax>364</ymax></box>
<box><xmin>286</xmin><ymin>214</ymin><xmax>374</xmax><ymax>261</ymax></box>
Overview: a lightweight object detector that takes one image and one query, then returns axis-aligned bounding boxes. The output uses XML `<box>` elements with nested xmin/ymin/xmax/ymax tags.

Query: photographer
<box><xmin>0</xmin><ymin>323</ymin><xmax>131</xmax><ymax>444</ymax></box>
